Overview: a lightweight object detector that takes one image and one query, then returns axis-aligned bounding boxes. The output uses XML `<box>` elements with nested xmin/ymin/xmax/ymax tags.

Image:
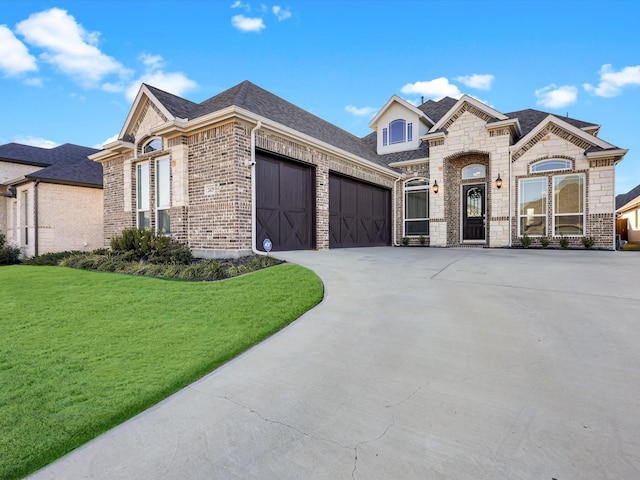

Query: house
<box><xmin>90</xmin><ymin>80</ymin><xmax>627</xmax><ymax>257</ymax></box>
<box><xmin>0</xmin><ymin>143</ymin><xmax>103</xmax><ymax>257</ymax></box>
<box><xmin>616</xmin><ymin>184</ymin><xmax>640</xmax><ymax>243</ymax></box>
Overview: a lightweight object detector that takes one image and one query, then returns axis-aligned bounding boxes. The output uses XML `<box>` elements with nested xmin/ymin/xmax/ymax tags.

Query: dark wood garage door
<box><xmin>256</xmin><ymin>153</ymin><xmax>314</xmax><ymax>252</ymax></box>
<box><xmin>329</xmin><ymin>173</ymin><xmax>391</xmax><ymax>248</ymax></box>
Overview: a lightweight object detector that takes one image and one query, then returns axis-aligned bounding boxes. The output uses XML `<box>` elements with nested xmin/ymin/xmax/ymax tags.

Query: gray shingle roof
<box><xmin>616</xmin><ymin>184</ymin><xmax>640</xmax><ymax>210</ymax></box>
<box><xmin>145</xmin><ymin>81</ymin><xmax>388</xmax><ymax>168</ymax></box>
<box><xmin>143</xmin><ymin>82</ymin><xmax>609</xmax><ymax>170</ymax></box>
<box><xmin>501</xmin><ymin>109</ymin><xmax>598</xmax><ymax>137</ymax></box>
<box><xmin>0</xmin><ymin>143</ymin><xmax>102</xmax><ymax>187</ymax></box>
<box><xmin>418</xmin><ymin>97</ymin><xmax>458</xmax><ymax>123</ymax></box>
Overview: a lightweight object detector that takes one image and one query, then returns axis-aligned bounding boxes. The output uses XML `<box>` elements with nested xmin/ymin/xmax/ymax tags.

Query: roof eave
<box><xmin>388</xmin><ymin>157</ymin><xmax>430</xmax><ymax>168</ymax></box>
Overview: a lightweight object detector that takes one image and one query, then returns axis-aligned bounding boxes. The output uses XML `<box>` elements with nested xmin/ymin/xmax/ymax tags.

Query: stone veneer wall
<box><xmin>443</xmin><ymin>153</ymin><xmax>491</xmax><ymax>247</ymax></box>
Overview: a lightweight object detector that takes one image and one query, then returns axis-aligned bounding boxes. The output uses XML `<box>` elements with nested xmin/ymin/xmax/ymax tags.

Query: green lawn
<box><xmin>0</xmin><ymin>264</ymin><xmax>323</xmax><ymax>480</ymax></box>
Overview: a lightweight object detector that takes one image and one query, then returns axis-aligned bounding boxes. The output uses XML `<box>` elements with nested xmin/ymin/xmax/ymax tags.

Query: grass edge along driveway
<box><xmin>0</xmin><ymin>263</ymin><xmax>323</xmax><ymax>480</ymax></box>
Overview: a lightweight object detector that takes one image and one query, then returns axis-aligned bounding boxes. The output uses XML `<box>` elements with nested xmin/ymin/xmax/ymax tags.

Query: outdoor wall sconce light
<box><xmin>496</xmin><ymin>174</ymin><xmax>503</xmax><ymax>189</ymax></box>
<box><xmin>432</xmin><ymin>180</ymin><xmax>439</xmax><ymax>194</ymax></box>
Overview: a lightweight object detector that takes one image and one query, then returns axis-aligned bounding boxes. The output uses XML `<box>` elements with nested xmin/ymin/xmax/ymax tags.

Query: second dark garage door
<box><xmin>329</xmin><ymin>173</ymin><xmax>391</xmax><ymax>248</ymax></box>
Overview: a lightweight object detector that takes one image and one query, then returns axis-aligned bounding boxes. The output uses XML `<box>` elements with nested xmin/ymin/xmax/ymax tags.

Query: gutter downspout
<box><xmin>34</xmin><ymin>180</ymin><xmax>40</xmax><ymax>256</ymax></box>
<box><xmin>392</xmin><ymin>174</ymin><xmax>405</xmax><ymax>246</ymax></box>
<box><xmin>249</xmin><ymin>121</ymin><xmax>267</xmax><ymax>255</ymax></box>
<box><xmin>508</xmin><ymin>150</ymin><xmax>512</xmax><ymax>248</ymax></box>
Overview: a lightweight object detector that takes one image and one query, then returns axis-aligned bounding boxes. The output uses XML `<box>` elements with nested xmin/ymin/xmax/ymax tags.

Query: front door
<box><xmin>462</xmin><ymin>184</ymin><xmax>486</xmax><ymax>241</ymax></box>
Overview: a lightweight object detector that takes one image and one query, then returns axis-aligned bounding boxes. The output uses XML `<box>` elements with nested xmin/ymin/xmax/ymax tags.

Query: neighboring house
<box><xmin>0</xmin><ymin>143</ymin><xmax>103</xmax><ymax>257</ymax></box>
<box><xmin>616</xmin><ymin>184</ymin><xmax>640</xmax><ymax>243</ymax></box>
<box><xmin>91</xmin><ymin>80</ymin><xmax>627</xmax><ymax>257</ymax></box>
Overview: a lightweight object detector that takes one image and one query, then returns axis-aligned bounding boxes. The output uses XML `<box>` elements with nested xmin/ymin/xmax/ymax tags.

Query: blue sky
<box><xmin>0</xmin><ymin>0</ymin><xmax>639</xmax><ymax>194</ymax></box>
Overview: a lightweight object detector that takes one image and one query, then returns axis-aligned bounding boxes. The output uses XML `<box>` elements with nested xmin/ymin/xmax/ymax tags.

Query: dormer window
<box><xmin>390</xmin><ymin>119</ymin><xmax>406</xmax><ymax>144</ymax></box>
<box><xmin>143</xmin><ymin>138</ymin><xmax>162</xmax><ymax>154</ymax></box>
<box><xmin>382</xmin><ymin>119</ymin><xmax>413</xmax><ymax>146</ymax></box>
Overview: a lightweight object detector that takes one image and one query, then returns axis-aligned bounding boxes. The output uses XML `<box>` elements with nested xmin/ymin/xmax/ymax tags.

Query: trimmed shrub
<box><xmin>582</xmin><ymin>236</ymin><xmax>595</xmax><ymax>249</ymax></box>
<box><xmin>559</xmin><ymin>235</ymin><xmax>569</xmax><ymax>249</ymax></box>
<box><xmin>0</xmin><ymin>233</ymin><xmax>21</xmax><ymax>265</ymax></box>
<box><xmin>110</xmin><ymin>228</ymin><xmax>192</xmax><ymax>264</ymax></box>
<box><xmin>23</xmin><ymin>251</ymin><xmax>83</xmax><ymax>266</ymax></box>
<box><xmin>539</xmin><ymin>236</ymin><xmax>550</xmax><ymax>248</ymax></box>
<box><xmin>520</xmin><ymin>234</ymin><xmax>531</xmax><ymax>248</ymax></box>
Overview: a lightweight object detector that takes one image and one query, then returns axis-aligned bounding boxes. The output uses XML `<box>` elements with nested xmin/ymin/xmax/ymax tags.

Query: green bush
<box><xmin>539</xmin><ymin>236</ymin><xmax>550</xmax><ymax>248</ymax></box>
<box><xmin>520</xmin><ymin>234</ymin><xmax>531</xmax><ymax>248</ymax></box>
<box><xmin>110</xmin><ymin>228</ymin><xmax>192</xmax><ymax>264</ymax></box>
<box><xmin>419</xmin><ymin>235</ymin><xmax>426</xmax><ymax>246</ymax></box>
<box><xmin>0</xmin><ymin>233</ymin><xmax>21</xmax><ymax>265</ymax></box>
<box><xmin>582</xmin><ymin>236</ymin><xmax>595</xmax><ymax>249</ymax></box>
<box><xmin>559</xmin><ymin>235</ymin><xmax>569</xmax><ymax>249</ymax></box>
<box><xmin>402</xmin><ymin>237</ymin><xmax>409</xmax><ymax>246</ymax></box>
<box><xmin>23</xmin><ymin>250</ymin><xmax>83</xmax><ymax>266</ymax></box>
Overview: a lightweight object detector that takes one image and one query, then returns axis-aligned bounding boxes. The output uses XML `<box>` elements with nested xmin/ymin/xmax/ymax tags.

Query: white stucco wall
<box><xmin>376</xmin><ymin>103</ymin><xmax>428</xmax><ymax>155</ymax></box>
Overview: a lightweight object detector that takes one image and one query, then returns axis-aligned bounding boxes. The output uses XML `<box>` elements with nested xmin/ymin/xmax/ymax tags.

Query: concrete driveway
<box><xmin>29</xmin><ymin>247</ymin><xmax>640</xmax><ymax>479</ymax></box>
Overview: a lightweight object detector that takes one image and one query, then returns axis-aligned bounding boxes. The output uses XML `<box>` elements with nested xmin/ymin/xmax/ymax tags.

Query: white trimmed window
<box><xmin>519</xmin><ymin>178</ymin><xmax>547</xmax><ymax>236</ymax></box>
<box><xmin>404</xmin><ymin>178</ymin><xmax>429</xmax><ymax>236</ymax></box>
<box><xmin>530</xmin><ymin>159</ymin><xmax>571</xmax><ymax>173</ymax></box>
<box><xmin>462</xmin><ymin>164</ymin><xmax>486</xmax><ymax>180</ymax></box>
<box><xmin>390</xmin><ymin>119</ymin><xmax>406</xmax><ymax>144</ymax></box>
<box><xmin>137</xmin><ymin>162</ymin><xmax>150</xmax><ymax>228</ymax></box>
<box><xmin>553</xmin><ymin>174</ymin><xmax>585</xmax><ymax>236</ymax></box>
<box><xmin>143</xmin><ymin>138</ymin><xmax>162</xmax><ymax>154</ymax></box>
<box><xmin>156</xmin><ymin>157</ymin><xmax>171</xmax><ymax>234</ymax></box>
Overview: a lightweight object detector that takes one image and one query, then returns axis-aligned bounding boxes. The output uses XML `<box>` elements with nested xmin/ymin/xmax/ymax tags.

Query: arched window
<box><xmin>404</xmin><ymin>178</ymin><xmax>429</xmax><ymax>236</ymax></box>
<box><xmin>389</xmin><ymin>119</ymin><xmax>406</xmax><ymax>144</ymax></box>
<box><xmin>142</xmin><ymin>138</ymin><xmax>162</xmax><ymax>154</ymax></box>
<box><xmin>530</xmin><ymin>159</ymin><xmax>571</xmax><ymax>173</ymax></box>
<box><xmin>462</xmin><ymin>164</ymin><xmax>486</xmax><ymax>180</ymax></box>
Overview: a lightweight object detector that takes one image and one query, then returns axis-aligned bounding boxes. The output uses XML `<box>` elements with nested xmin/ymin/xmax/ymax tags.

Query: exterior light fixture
<box><xmin>496</xmin><ymin>173</ymin><xmax>503</xmax><ymax>189</ymax></box>
<box><xmin>432</xmin><ymin>180</ymin><xmax>439</xmax><ymax>194</ymax></box>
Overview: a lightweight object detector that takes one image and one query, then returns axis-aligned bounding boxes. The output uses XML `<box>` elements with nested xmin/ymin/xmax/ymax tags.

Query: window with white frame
<box><xmin>143</xmin><ymin>138</ymin><xmax>162</xmax><ymax>154</ymax></box>
<box><xmin>137</xmin><ymin>162</ymin><xmax>150</xmax><ymax>228</ymax></box>
<box><xmin>530</xmin><ymin>159</ymin><xmax>571</xmax><ymax>173</ymax></box>
<box><xmin>519</xmin><ymin>178</ymin><xmax>547</xmax><ymax>236</ymax></box>
<box><xmin>156</xmin><ymin>157</ymin><xmax>171</xmax><ymax>234</ymax></box>
<box><xmin>553</xmin><ymin>174</ymin><xmax>584</xmax><ymax>235</ymax></box>
<box><xmin>22</xmin><ymin>191</ymin><xmax>29</xmax><ymax>245</ymax></box>
<box><xmin>404</xmin><ymin>178</ymin><xmax>429</xmax><ymax>236</ymax></box>
<box><xmin>462</xmin><ymin>164</ymin><xmax>486</xmax><ymax>180</ymax></box>
<box><xmin>390</xmin><ymin>119</ymin><xmax>406</xmax><ymax>144</ymax></box>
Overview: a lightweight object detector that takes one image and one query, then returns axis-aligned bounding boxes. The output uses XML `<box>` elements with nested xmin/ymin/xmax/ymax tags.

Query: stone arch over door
<box><xmin>443</xmin><ymin>151</ymin><xmax>491</xmax><ymax>246</ymax></box>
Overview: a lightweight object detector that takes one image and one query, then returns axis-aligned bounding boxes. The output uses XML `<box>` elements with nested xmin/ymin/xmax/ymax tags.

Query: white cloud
<box><xmin>535</xmin><ymin>84</ymin><xmax>578</xmax><ymax>109</ymax></box>
<box><xmin>584</xmin><ymin>64</ymin><xmax>640</xmax><ymax>97</ymax></box>
<box><xmin>0</xmin><ymin>25</ymin><xmax>37</xmax><ymax>76</ymax></box>
<box><xmin>345</xmin><ymin>105</ymin><xmax>377</xmax><ymax>117</ymax></box>
<box><xmin>102</xmin><ymin>53</ymin><xmax>198</xmax><ymax>102</ymax></box>
<box><xmin>272</xmin><ymin>6</ymin><xmax>292</xmax><ymax>20</ymax></box>
<box><xmin>15</xmin><ymin>8</ymin><xmax>129</xmax><ymax>87</ymax></box>
<box><xmin>124</xmin><ymin>71</ymin><xmax>198</xmax><ymax>102</ymax></box>
<box><xmin>231</xmin><ymin>1</ymin><xmax>251</xmax><ymax>11</ymax></box>
<box><xmin>95</xmin><ymin>133</ymin><xmax>118</xmax><ymax>149</ymax></box>
<box><xmin>455</xmin><ymin>73</ymin><xmax>494</xmax><ymax>90</ymax></box>
<box><xmin>14</xmin><ymin>136</ymin><xmax>58</xmax><ymax>148</ymax></box>
<box><xmin>231</xmin><ymin>14</ymin><xmax>266</xmax><ymax>32</ymax></box>
<box><xmin>139</xmin><ymin>53</ymin><xmax>164</xmax><ymax>70</ymax></box>
<box><xmin>24</xmin><ymin>77</ymin><xmax>44</xmax><ymax>87</ymax></box>
<box><xmin>401</xmin><ymin>77</ymin><xmax>462</xmax><ymax>100</ymax></box>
